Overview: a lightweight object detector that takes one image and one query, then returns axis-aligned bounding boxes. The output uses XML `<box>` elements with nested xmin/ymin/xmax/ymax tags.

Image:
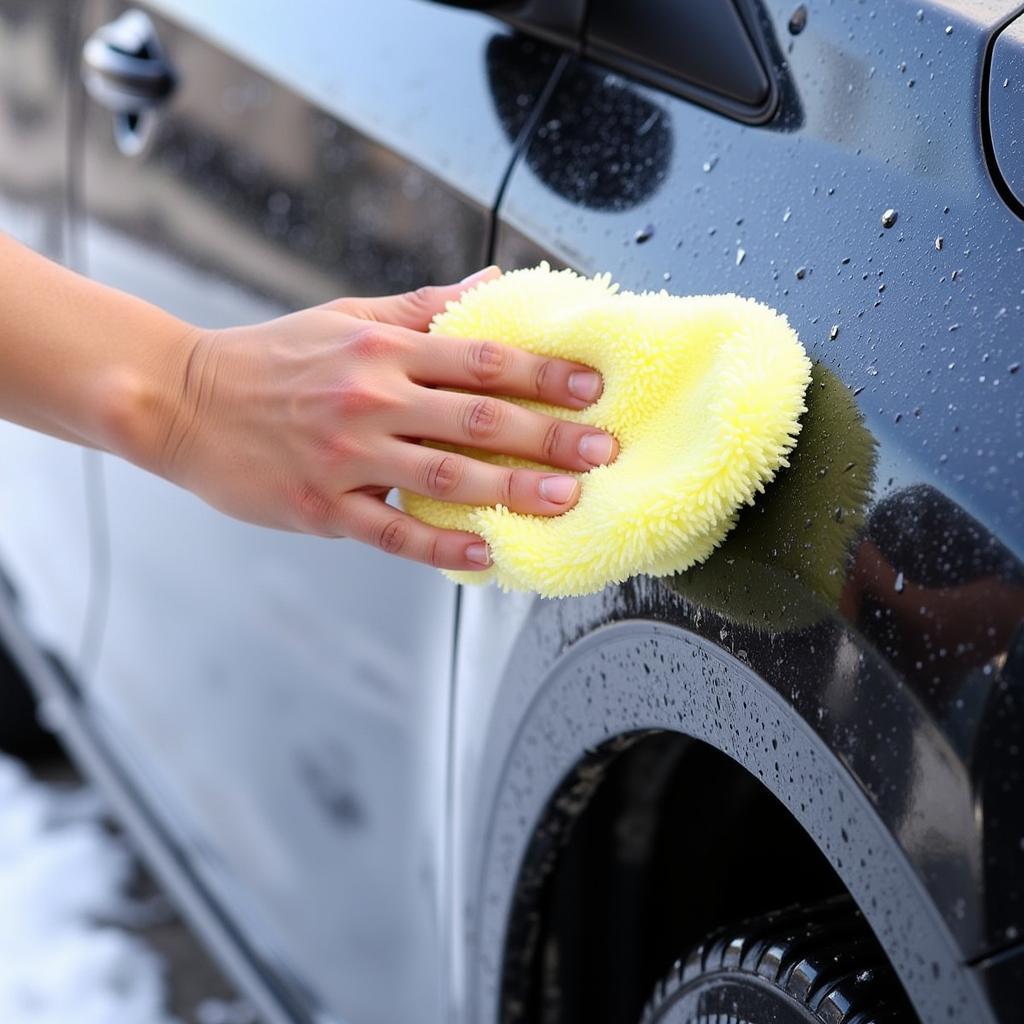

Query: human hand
<box><xmin>145</xmin><ymin>268</ymin><xmax>618</xmax><ymax>570</ymax></box>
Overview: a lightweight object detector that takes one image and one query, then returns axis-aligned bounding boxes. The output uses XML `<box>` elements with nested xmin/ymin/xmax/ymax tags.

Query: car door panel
<box><xmin>455</xmin><ymin>3</ymin><xmax>1024</xmax><ymax>1021</ymax></box>
<box><xmin>72</xmin><ymin>2</ymin><xmax>556</xmax><ymax>1021</ymax></box>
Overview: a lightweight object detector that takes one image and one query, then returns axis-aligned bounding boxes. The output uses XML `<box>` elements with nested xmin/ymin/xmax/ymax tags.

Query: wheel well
<box><xmin>501</xmin><ymin>730</ymin><xmax>876</xmax><ymax>1024</ymax></box>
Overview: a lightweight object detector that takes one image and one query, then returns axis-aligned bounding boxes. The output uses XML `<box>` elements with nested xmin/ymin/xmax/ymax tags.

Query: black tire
<box><xmin>640</xmin><ymin>896</ymin><xmax>917</xmax><ymax>1024</ymax></box>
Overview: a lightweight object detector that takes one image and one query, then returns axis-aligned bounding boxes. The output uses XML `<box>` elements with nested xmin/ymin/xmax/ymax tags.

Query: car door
<box><xmin>71</xmin><ymin>2</ymin><xmax>556</xmax><ymax>1022</ymax></box>
<box><xmin>455</xmin><ymin>3</ymin><xmax>1024</xmax><ymax>1022</ymax></box>
<box><xmin>0</xmin><ymin>1</ymin><xmax>96</xmax><ymax>678</ymax></box>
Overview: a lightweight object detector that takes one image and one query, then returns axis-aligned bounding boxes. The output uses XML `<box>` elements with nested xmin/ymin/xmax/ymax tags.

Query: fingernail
<box><xmin>538</xmin><ymin>475</ymin><xmax>579</xmax><ymax>504</ymax></box>
<box><xmin>578</xmin><ymin>432</ymin><xmax>615</xmax><ymax>466</ymax></box>
<box><xmin>459</xmin><ymin>265</ymin><xmax>499</xmax><ymax>287</ymax></box>
<box><xmin>567</xmin><ymin>370</ymin><xmax>602</xmax><ymax>403</ymax></box>
<box><xmin>465</xmin><ymin>542</ymin><xmax>491</xmax><ymax>566</ymax></box>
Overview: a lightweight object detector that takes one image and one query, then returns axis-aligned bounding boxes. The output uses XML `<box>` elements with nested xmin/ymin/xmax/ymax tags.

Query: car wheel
<box><xmin>640</xmin><ymin>896</ymin><xmax>916</xmax><ymax>1024</ymax></box>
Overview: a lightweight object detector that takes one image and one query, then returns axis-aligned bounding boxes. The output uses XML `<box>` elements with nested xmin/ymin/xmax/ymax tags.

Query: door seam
<box><xmin>486</xmin><ymin>52</ymin><xmax>570</xmax><ymax>265</ymax></box>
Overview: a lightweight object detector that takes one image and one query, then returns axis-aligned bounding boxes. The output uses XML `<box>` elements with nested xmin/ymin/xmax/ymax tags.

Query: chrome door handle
<box><xmin>82</xmin><ymin>10</ymin><xmax>175</xmax><ymax>114</ymax></box>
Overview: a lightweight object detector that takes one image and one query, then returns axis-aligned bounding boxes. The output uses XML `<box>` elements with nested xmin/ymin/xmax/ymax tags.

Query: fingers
<box><xmin>337</xmin><ymin>491</ymin><xmax>493</xmax><ymax>571</ymax></box>
<box><xmin>325</xmin><ymin>266</ymin><xmax>501</xmax><ymax>331</ymax></box>
<box><xmin>401</xmin><ymin>389</ymin><xmax>618</xmax><ymax>472</ymax></box>
<box><xmin>388</xmin><ymin>442</ymin><xmax>582</xmax><ymax>515</ymax></box>
<box><xmin>403</xmin><ymin>333</ymin><xmax>604</xmax><ymax>409</ymax></box>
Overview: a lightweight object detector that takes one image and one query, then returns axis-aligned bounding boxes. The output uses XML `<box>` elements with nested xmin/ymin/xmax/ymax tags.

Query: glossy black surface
<box><xmin>467</xmin><ymin>0</ymin><xmax>1024</xmax><ymax>1021</ymax></box>
<box><xmin>643</xmin><ymin>894</ymin><xmax>915</xmax><ymax>1022</ymax></box>
<box><xmin>586</xmin><ymin>0</ymin><xmax>774</xmax><ymax>119</ymax></box>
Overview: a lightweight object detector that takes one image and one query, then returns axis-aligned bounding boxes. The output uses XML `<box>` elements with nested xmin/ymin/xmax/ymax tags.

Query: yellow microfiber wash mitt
<box><xmin>401</xmin><ymin>263</ymin><xmax>813</xmax><ymax>598</ymax></box>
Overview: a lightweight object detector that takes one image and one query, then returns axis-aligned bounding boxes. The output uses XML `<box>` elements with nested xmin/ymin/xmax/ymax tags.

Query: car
<box><xmin>1</xmin><ymin>1</ymin><xmax>1022</xmax><ymax>1021</ymax></box>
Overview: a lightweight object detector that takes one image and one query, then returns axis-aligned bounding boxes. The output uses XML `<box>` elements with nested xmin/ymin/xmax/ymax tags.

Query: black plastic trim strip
<box><xmin>980</xmin><ymin>2</ymin><xmax>1024</xmax><ymax>221</ymax></box>
<box><xmin>486</xmin><ymin>50</ymin><xmax>569</xmax><ymax>264</ymax></box>
<box><xmin>581</xmin><ymin>0</ymin><xmax>779</xmax><ymax>126</ymax></box>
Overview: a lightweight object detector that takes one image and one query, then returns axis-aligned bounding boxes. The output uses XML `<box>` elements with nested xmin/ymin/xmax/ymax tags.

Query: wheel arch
<box><xmin>470</xmin><ymin>615</ymin><xmax>994</xmax><ymax>1024</ymax></box>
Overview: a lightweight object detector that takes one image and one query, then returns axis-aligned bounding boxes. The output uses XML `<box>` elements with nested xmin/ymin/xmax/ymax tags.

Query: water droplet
<box><xmin>267</xmin><ymin>191</ymin><xmax>291</xmax><ymax>216</ymax></box>
<box><xmin>935</xmin><ymin>235</ymin><xmax>943</xmax><ymax>251</ymax></box>
<box><xmin>795</xmin><ymin>266</ymin><xmax>807</xmax><ymax>280</ymax></box>
<box><xmin>788</xmin><ymin>4</ymin><xmax>808</xmax><ymax>34</ymax></box>
<box><xmin>867</xmin><ymin>365</ymin><xmax>879</xmax><ymax>376</ymax></box>
<box><xmin>1009</xmin><ymin>362</ymin><xmax>1020</xmax><ymax>374</ymax></box>
<box><xmin>702</xmin><ymin>155</ymin><xmax>719</xmax><ymax>173</ymax></box>
<box><xmin>916</xmin><ymin>8</ymin><xmax>924</xmax><ymax>21</ymax></box>
<box><xmin>783</xmin><ymin>207</ymin><xmax>792</xmax><ymax>223</ymax></box>
<box><xmin>944</xmin><ymin>24</ymin><xmax>953</xmax><ymax>35</ymax></box>
<box><xmin>894</xmin><ymin>571</ymin><xmax>905</xmax><ymax>593</ymax></box>
<box><xmin>878</xmin><ymin>282</ymin><xmax>886</xmax><ymax>293</ymax></box>
<box><xmin>881</xmin><ymin>208</ymin><xmax>898</xmax><ymax>228</ymax></box>
<box><xmin>662</xmin><ymin>271</ymin><xmax>672</xmax><ymax>282</ymax></box>
<box><xmin>736</xmin><ymin>247</ymin><xmax>746</xmax><ymax>266</ymax></box>
<box><xmin>830</xmin><ymin>324</ymin><xmax>840</xmax><ymax>340</ymax></box>
<box><xmin>635</xmin><ymin>224</ymin><xmax>655</xmax><ymax>244</ymax></box>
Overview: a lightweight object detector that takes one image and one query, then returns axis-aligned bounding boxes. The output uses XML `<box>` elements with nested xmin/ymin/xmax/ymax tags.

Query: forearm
<box><xmin>0</xmin><ymin>243</ymin><xmax>618</xmax><ymax>566</ymax></box>
<box><xmin>0</xmin><ymin>232</ymin><xmax>192</xmax><ymax>464</ymax></box>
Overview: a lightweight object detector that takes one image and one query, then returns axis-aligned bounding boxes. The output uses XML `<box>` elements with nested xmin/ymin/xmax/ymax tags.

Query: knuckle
<box><xmin>334</xmin><ymin>378</ymin><xmax>394</xmax><ymax>418</ymax></box>
<box><xmin>407</xmin><ymin>285</ymin><xmax>439</xmax><ymax>313</ymax></box>
<box><xmin>463</xmin><ymin>397</ymin><xmax>503</xmax><ymax>442</ymax></box>
<box><xmin>427</xmin><ymin>534</ymin><xmax>445</xmax><ymax>569</ymax></box>
<box><xmin>541</xmin><ymin>419</ymin><xmax>565</xmax><ymax>464</ymax></box>
<box><xmin>292</xmin><ymin>483</ymin><xmax>336</xmax><ymax>534</ymax></box>
<box><xmin>423</xmin><ymin>453</ymin><xmax>462</xmax><ymax>498</ymax></box>
<box><xmin>498</xmin><ymin>469</ymin><xmax>516</xmax><ymax>508</ymax></box>
<box><xmin>315</xmin><ymin>431</ymin><xmax>362</xmax><ymax>464</ymax></box>
<box><xmin>376</xmin><ymin>516</ymin><xmax>409</xmax><ymax>555</ymax></box>
<box><xmin>534</xmin><ymin>357</ymin><xmax>556</xmax><ymax>396</ymax></box>
<box><xmin>467</xmin><ymin>341</ymin><xmax>508</xmax><ymax>382</ymax></box>
<box><xmin>328</xmin><ymin>297</ymin><xmax>358</xmax><ymax>317</ymax></box>
<box><xmin>346</xmin><ymin>326</ymin><xmax>395</xmax><ymax>362</ymax></box>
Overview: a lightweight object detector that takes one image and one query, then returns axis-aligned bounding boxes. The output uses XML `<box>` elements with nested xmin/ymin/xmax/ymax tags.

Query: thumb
<box><xmin>326</xmin><ymin>265</ymin><xmax>500</xmax><ymax>331</ymax></box>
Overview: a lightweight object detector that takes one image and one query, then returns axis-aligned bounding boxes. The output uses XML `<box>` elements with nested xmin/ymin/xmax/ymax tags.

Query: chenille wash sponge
<box><xmin>401</xmin><ymin>263</ymin><xmax>813</xmax><ymax>598</ymax></box>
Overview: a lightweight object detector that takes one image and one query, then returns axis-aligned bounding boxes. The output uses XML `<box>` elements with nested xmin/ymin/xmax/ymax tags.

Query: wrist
<box><xmin>92</xmin><ymin>317</ymin><xmax>213</xmax><ymax>480</ymax></box>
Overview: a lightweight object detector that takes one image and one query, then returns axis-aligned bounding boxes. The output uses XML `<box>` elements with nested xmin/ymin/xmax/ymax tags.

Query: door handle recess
<box><xmin>82</xmin><ymin>10</ymin><xmax>175</xmax><ymax>114</ymax></box>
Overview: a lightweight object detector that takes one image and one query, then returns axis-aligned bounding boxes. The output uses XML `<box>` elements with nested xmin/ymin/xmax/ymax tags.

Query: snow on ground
<box><xmin>0</xmin><ymin>751</ymin><xmax>178</xmax><ymax>1024</ymax></box>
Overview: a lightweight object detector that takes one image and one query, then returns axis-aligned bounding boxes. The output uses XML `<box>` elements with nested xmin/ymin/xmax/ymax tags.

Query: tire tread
<box><xmin>641</xmin><ymin>896</ymin><xmax>916</xmax><ymax>1024</ymax></box>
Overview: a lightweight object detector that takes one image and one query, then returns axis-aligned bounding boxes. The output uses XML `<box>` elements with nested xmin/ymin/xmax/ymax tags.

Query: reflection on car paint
<box><xmin>669</xmin><ymin>361</ymin><xmax>877</xmax><ymax>630</ymax></box>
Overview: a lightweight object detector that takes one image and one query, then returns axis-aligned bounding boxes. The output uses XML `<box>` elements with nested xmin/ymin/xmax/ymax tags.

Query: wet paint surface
<box><xmin>457</xmin><ymin>1</ymin><xmax>1024</xmax><ymax>1021</ymax></box>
